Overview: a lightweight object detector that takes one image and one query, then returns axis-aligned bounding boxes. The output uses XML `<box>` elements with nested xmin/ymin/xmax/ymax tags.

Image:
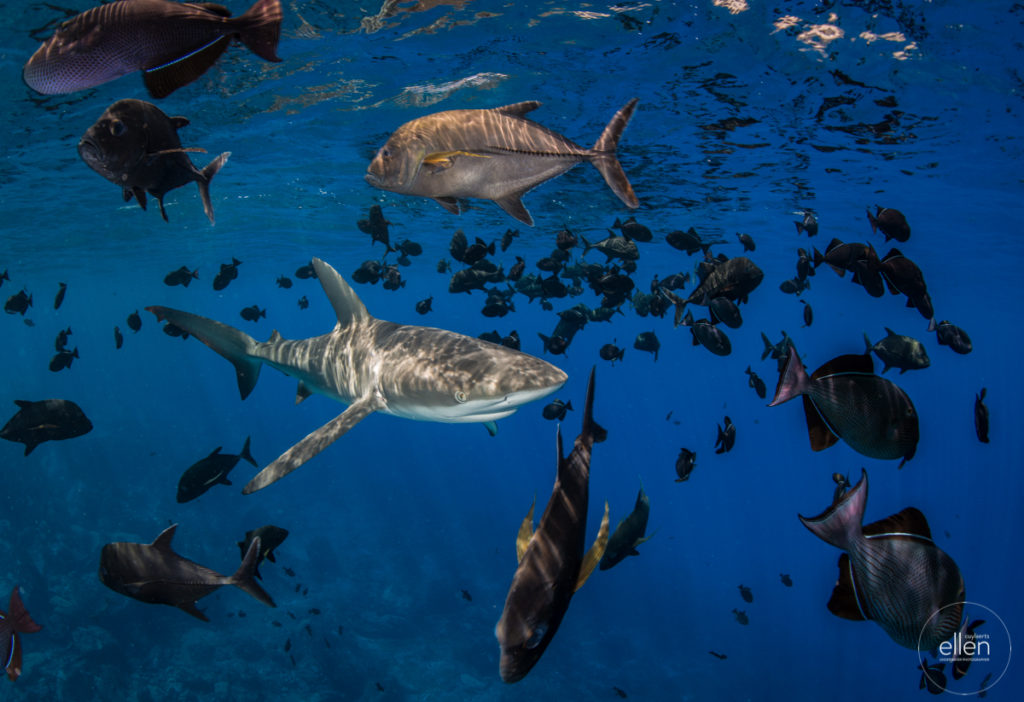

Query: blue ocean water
<box><xmin>1</xmin><ymin>1</ymin><xmax>1022</xmax><ymax>700</ymax></box>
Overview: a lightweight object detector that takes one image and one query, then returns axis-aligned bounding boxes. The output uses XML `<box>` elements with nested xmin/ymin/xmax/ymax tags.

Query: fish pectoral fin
<box><xmin>494</xmin><ymin>194</ymin><xmax>534</xmax><ymax>226</ymax></box>
<box><xmin>515</xmin><ymin>497</ymin><xmax>536</xmax><ymax>564</ymax></box>
<box><xmin>826</xmin><ymin>553</ymin><xmax>870</xmax><ymax>621</ymax></box>
<box><xmin>242</xmin><ymin>396</ymin><xmax>381</xmax><ymax>494</ymax></box>
<box><xmin>178</xmin><ymin>601</ymin><xmax>210</xmax><ymax>622</ymax></box>
<box><xmin>130</xmin><ymin>186</ymin><xmax>148</xmax><ymax>210</ymax></box>
<box><xmin>433</xmin><ymin>197</ymin><xmax>461</xmax><ymax>215</ymax></box>
<box><xmin>803</xmin><ymin>395</ymin><xmax>840</xmax><ymax>451</ymax></box>
<box><xmin>575</xmin><ymin>501</ymin><xmax>611</xmax><ymax>592</ymax></box>
<box><xmin>633</xmin><ymin>531</ymin><xmax>656</xmax><ymax>548</ymax></box>
<box><xmin>422</xmin><ymin>150</ymin><xmax>491</xmax><ymax>173</ymax></box>
<box><xmin>142</xmin><ymin>35</ymin><xmax>231</xmax><ymax>99</ymax></box>
<box><xmin>483</xmin><ymin>420</ymin><xmax>498</xmax><ymax>436</ymax></box>
<box><xmin>295</xmin><ymin>381</ymin><xmax>313</xmax><ymax>405</ymax></box>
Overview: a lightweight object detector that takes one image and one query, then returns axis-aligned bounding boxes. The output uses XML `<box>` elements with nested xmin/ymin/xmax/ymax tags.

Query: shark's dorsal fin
<box><xmin>268</xmin><ymin>330</ymin><xmax>283</xmax><ymax>343</ymax></box>
<box><xmin>151</xmin><ymin>524</ymin><xmax>178</xmax><ymax>552</ymax></box>
<box><xmin>516</xmin><ymin>497</ymin><xmax>536</xmax><ymax>564</ymax></box>
<box><xmin>576</xmin><ymin>501</ymin><xmax>610</xmax><ymax>591</ymax></box>
<box><xmin>312</xmin><ymin>258</ymin><xmax>370</xmax><ymax>327</ymax></box>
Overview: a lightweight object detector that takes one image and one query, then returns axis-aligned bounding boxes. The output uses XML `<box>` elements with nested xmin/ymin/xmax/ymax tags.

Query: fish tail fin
<box><xmin>581</xmin><ymin>366</ymin><xmax>607</xmax><ymax>445</ymax></box>
<box><xmin>590</xmin><ymin>98</ymin><xmax>639</xmax><ymax>210</ymax></box>
<box><xmin>230</xmin><ymin>537</ymin><xmax>276</xmax><ymax>607</ymax></box>
<box><xmin>768</xmin><ymin>345</ymin><xmax>808</xmax><ymax>406</ymax></box>
<box><xmin>197</xmin><ymin>152</ymin><xmax>230</xmax><ymax>225</ymax></box>
<box><xmin>580</xmin><ymin>235</ymin><xmax>593</xmax><ymax>257</ymax></box>
<box><xmin>239</xmin><ymin>435</ymin><xmax>257</xmax><ymax>467</ymax></box>
<box><xmin>145</xmin><ymin>306</ymin><xmax>262</xmax><ymax>399</ymax></box>
<box><xmin>863</xmin><ymin>332</ymin><xmax>872</xmax><ymax>355</ymax></box>
<box><xmin>8</xmin><ymin>587</ymin><xmax>41</xmax><ymax>634</ymax></box>
<box><xmin>236</xmin><ymin>0</ymin><xmax>283</xmax><ymax>62</ymax></box>
<box><xmin>799</xmin><ymin>469</ymin><xmax>868</xmax><ymax>550</ymax></box>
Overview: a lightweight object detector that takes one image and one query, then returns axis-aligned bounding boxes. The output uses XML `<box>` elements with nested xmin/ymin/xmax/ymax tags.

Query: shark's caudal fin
<box><xmin>230</xmin><ymin>537</ymin><xmax>276</xmax><ymax>608</ymax></box>
<box><xmin>242</xmin><ymin>395</ymin><xmax>382</xmax><ymax>494</ymax></box>
<box><xmin>146</xmin><ymin>306</ymin><xmax>262</xmax><ymax>399</ymax></box>
<box><xmin>590</xmin><ymin>98</ymin><xmax>639</xmax><ymax>211</ymax></box>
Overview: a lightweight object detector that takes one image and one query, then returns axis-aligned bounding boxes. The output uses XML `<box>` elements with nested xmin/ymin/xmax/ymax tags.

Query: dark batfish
<box><xmin>495</xmin><ymin>368</ymin><xmax>610</xmax><ymax>683</ymax></box>
<box><xmin>357</xmin><ymin>205</ymin><xmax>396</xmax><ymax>253</ymax></box>
<box><xmin>54</xmin><ymin>282</ymin><xmax>67</xmax><ymax>310</ymax></box>
<box><xmin>736</xmin><ymin>232</ymin><xmax>756</xmax><ymax>252</ymax></box>
<box><xmin>24</xmin><ymin>0</ymin><xmax>283</xmax><ymax>98</ymax></box>
<box><xmin>1</xmin><ymin>399</ymin><xmax>92</xmax><ymax>455</ymax></box>
<box><xmin>974</xmin><ymin>388</ymin><xmax>990</xmax><ymax>443</ymax></box>
<box><xmin>79</xmin><ymin>99</ymin><xmax>229</xmax><ymax>224</ymax></box>
<box><xmin>415</xmin><ymin>296</ymin><xmax>433</xmax><ymax>315</ymax></box>
<box><xmin>177</xmin><ymin>436</ymin><xmax>257</xmax><ymax>503</ymax></box>
<box><xmin>99</xmin><ymin>524</ymin><xmax>275</xmax><ymax>621</ymax></box>
<box><xmin>0</xmin><ymin>587</ymin><xmax>42</xmax><ymax>682</ymax></box>
<box><xmin>612</xmin><ymin>217</ymin><xmax>652</xmax><ymax>242</ymax></box>
<box><xmin>769</xmin><ymin>347</ymin><xmax>918</xmax><ymax>468</ymax></box>
<box><xmin>237</xmin><ymin>525</ymin><xmax>289</xmax><ymax>579</ymax></box>
<box><xmin>599</xmin><ymin>483</ymin><xmax>652</xmax><ymax>570</ymax></box>
<box><xmin>799</xmin><ymin>470</ymin><xmax>965</xmax><ymax>651</ymax></box>
<box><xmin>366</xmin><ymin>100</ymin><xmax>639</xmax><ymax>226</ymax></box>
<box><xmin>674</xmin><ymin>448</ymin><xmax>696</xmax><ymax>482</ymax></box>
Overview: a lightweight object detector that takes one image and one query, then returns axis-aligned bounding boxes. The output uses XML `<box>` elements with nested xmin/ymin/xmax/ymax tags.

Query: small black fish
<box><xmin>49</xmin><ymin>348</ymin><xmax>79</xmax><ymax>372</ymax></box>
<box><xmin>357</xmin><ymin>205</ymin><xmax>396</xmax><ymax>252</ymax></box>
<box><xmin>461</xmin><ymin>589</ymin><xmax>472</xmax><ymax>602</ymax></box>
<box><xmin>297</xmin><ymin>296</ymin><xmax>309</xmax><ymax>310</ymax></box>
<box><xmin>114</xmin><ymin>326</ymin><xmax>124</xmax><ymax>350</ymax></box>
<box><xmin>177</xmin><ymin>436</ymin><xmax>257</xmax><ymax>503</ymax></box>
<box><xmin>162</xmin><ymin>322</ymin><xmax>189</xmax><ymax>339</ymax></box>
<box><xmin>79</xmin><ymin>100</ymin><xmax>230</xmax><ymax>223</ymax></box>
<box><xmin>867</xmin><ymin>206</ymin><xmax>910</xmax><ymax>242</ymax></box>
<box><xmin>613</xmin><ymin>216</ymin><xmax>652</xmax><ymax>242</ymax></box>
<box><xmin>295</xmin><ymin>263</ymin><xmax>317</xmax><ymax>280</ymax></box>
<box><xmin>0</xmin><ymin>586</ymin><xmax>42</xmax><ymax>682</ymax></box>
<box><xmin>864</xmin><ymin>328</ymin><xmax>929</xmax><ymax>374</ymax></box>
<box><xmin>831</xmin><ymin>472</ymin><xmax>851</xmax><ymax>506</ymax></box>
<box><xmin>463</xmin><ymin>237</ymin><xmax>496</xmax><ymax>265</ymax></box>
<box><xmin>581</xmin><ymin>232</ymin><xmax>639</xmax><ymax>262</ymax></box>
<box><xmin>708</xmin><ymin>651</ymin><xmax>728</xmax><ymax>660</ymax></box>
<box><xmin>738</xmin><ymin>584</ymin><xmax>753</xmax><ymax>603</ymax></box>
<box><xmin>383</xmin><ymin>265</ymin><xmax>406</xmax><ymax>290</ymax></box>
<box><xmin>929</xmin><ymin>319</ymin><xmax>972</xmax><ymax>355</ymax></box>
<box><xmin>276</xmin><ymin>275</ymin><xmax>293</xmax><ymax>289</ymax></box>
<box><xmin>779</xmin><ymin>573</ymin><xmax>793</xmax><ymax>587</ymax></box>
<box><xmin>974</xmin><ymin>388</ymin><xmax>990</xmax><ymax>443</ymax></box>
<box><xmin>800</xmin><ymin>299</ymin><xmax>813</xmax><ymax>327</ymax></box>
<box><xmin>745</xmin><ymin>366</ymin><xmax>766</xmax><ymax>399</ymax></box>
<box><xmin>537</xmin><ymin>333</ymin><xmax>570</xmax><ymax>356</ymax></box>
<box><xmin>732</xmin><ymin>609</ymin><xmax>749</xmax><ymax>625</ymax></box>
<box><xmin>665</xmin><ymin>227</ymin><xmax>713</xmax><ymax>255</ymax></box>
<box><xmin>415</xmin><ymin>296</ymin><xmax>433</xmax><ymax>315</ymax></box>
<box><xmin>794</xmin><ymin>211</ymin><xmax>818</xmax><ymax>237</ymax></box>
<box><xmin>213</xmin><ymin>258</ymin><xmax>242</xmax><ymax>291</ymax></box>
<box><xmin>612</xmin><ymin>686</ymin><xmax>628</xmax><ymax>699</ymax></box>
<box><xmin>375</xmin><ymin>683</ymin><xmax>384</xmax><ymax>692</ymax></box>
<box><xmin>164</xmin><ymin>266</ymin><xmax>198</xmax><ymax>287</ymax></box>
<box><xmin>599</xmin><ymin>343</ymin><xmax>624</xmax><ymax>364</ymax></box>
<box><xmin>633</xmin><ymin>331</ymin><xmax>660</xmax><ymax>361</ymax></box>
<box><xmin>736</xmin><ymin>232</ymin><xmax>756</xmax><ymax>252</ymax></box>
<box><xmin>682</xmin><ymin>310</ymin><xmax>732</xmax><ymax>356</ymax></box>
<box><xmin>4</xmin><ymin>289</ymin><xmax>32</xmax><ymax>315</ymax></box>
<box><xmin>127</xmin><ymin>310</ymin><xmax>142</xmax><ymax>332</ymax></box>
<box><xmin>284</xmin><ymin>568</ymin><xmax>295</xmax><ymax>577</ymax></box>
<box><xmin>779</xmin><ymin>277</ymin><xmax>810</xmax><ymax>295</ymax></box>
<box><xmin>0</xmin><ymin>270</ymin><xmax>8</xmax><ymax>287</ymax></box>
<box><xmin>706</xmin><ymin>295</ymin><xmax>742</xmax><ymax>329</ymax></box>
<box><xmin>715</xmin><ymin>416</ymin><xmax>736</xmax><ymax>454</ymax></box>
<box><xmin>54</xmin><ymin>282</ymin><xmax>67</xmax><ymax>310</ymax></box>
<box><xmin>674</xmin><ymin>448</ymin><xmax>696</xmax><ymax>482</ymax></box>
<box><xmin>918</xmin><ymin>661</ymin><xmax>947</xmax><ymax>695</ymax></box>
<box><xmin>542</xmin><ymin>399</ymin><xmax>573</xmax><ymax>421</ymax></box>
<box><xmin>284</xmin><ymin>638</ymin><xmax>291</xmax><ymax>653</ymax></box>
<box><xmin>55</xmin><ymin>326</ymin><xmax>72</xmax><ymax>352</ymax></box>
<box><xmin>501</xmin><ymin>331</ymin><xmax>521</xmax><ymax>351</ymax></box>
<box><xmin>239</xmin><ymin>305</ymin><xmax>266</xmax><ymax>322</ymax></box>
<box><xmin>237</xmin><ymin>525</ymin><xmax>289</xmax><ymax>580</ymax></box>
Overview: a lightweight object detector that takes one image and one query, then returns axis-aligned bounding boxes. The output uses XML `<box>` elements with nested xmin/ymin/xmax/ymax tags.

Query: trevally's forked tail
<box><xmin>590</xmin><ymin>98</ymin><xmax>640</xmax><ymax>211</ymax></box>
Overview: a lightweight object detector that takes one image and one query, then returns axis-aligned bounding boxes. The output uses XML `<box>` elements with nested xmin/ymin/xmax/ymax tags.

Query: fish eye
<box><xmin>381</xmin><ymin>148</ymin><xmax>390</xmax><ymax>160</ymax></box>
<box><xmin>454</xmin><ymin>390</ymin><xmax>468</xmax><ymax>403</ymax></box>
<box><xmin>109</xmin><ymin>120</ymin><xmax>126</xmax><ymax>137</ymax></box>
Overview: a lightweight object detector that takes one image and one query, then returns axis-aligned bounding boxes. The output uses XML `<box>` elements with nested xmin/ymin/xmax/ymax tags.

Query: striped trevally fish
<box><xmin>365</xmin><ymin>100</ymin><xmax>640</xmax><ymax>226</ymax></box>
<box><xmin>800</xmin><ymin>469</ymin><xmax>965</xmax><ymax>652</ymax></box>
<box><xmin>23</xmin><ymin>0</ymin><xmax>283</xmax><ymax>98</ymax></box>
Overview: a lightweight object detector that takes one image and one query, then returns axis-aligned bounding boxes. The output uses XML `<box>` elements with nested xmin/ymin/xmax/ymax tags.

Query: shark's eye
<box><xmin>454</xmin><ymin>390</ymin><xmax>468</xmax><ymax>403</ymax></box>
<box><xmin>109</xmin><ymin>120</ymin><xmax>126</xmax><ymax>137</ymax></box>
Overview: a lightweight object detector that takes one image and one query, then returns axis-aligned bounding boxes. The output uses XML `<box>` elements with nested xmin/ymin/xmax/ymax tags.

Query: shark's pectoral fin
<box><xmin>515</xmin><ymin>497</ymin><xmax>536</xmax><ymax>564</ymax></box>
<box><xmin>483</xmin><ymin>420</ymin><xmax>498</xmax><ymax>436</ymax></box>
<box><xmin>242</xmin><ymin>396</ymin><xmax>381</xmax><ymax>494</ymax></box>
<box><xmin>575</xmin><ymin>501</ymin><xmax>610</xmax><ymax>592</ymax></box>
<box><xmin>295</xmin><ymin>381</ymin><xmax>313</xmax><ymax>405</ymax></box>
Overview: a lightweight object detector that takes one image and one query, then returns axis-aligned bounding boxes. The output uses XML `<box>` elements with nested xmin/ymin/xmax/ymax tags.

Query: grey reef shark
<box><xmin>147</xmin><ymin>258</ymin><xmax>567</xmax><ymax>493</ymax></box>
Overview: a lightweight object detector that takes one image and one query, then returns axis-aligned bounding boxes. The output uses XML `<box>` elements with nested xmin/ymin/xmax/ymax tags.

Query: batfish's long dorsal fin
<box><xmin>312</xmin><ymin>258</ymin><xmax>370</xmax><ymax>328</ymax></box>
<box><xmin>516</xmin><ymin>498</ymin><xmax>536</xmax><ymax>564</ymax></box>
<box><xmin>864</xmin><ymin>506</ymin><xmax>932</xmax><ymax>540</ymax></box>
<box><xmin>493</xmin><ymin>101</ymin><xmax>541</xmax><ymax>117</ymax></box>
<box><xmin>812</xmin><ymin>353</ymin><xmax>874</xmax><ymax>379</ymax></box>
<box><xmin>151</xmin><ymin>524</ymin><xmax>178</xmax><ymax>552</ymax></box>
<box><xmin>576</xmin><ymin>501</ymin><xmax>610</xmax><ymax>592</ymax></box>
<box><xmin>827</xmin><ymin>553</ymin><xmax>871</xmax><ymax>621</ymax></box>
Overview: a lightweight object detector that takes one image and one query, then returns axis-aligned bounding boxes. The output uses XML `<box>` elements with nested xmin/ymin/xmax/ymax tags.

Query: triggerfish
<box><xmin>799</xmin><ymin>470</ymin><xmax>965</xmax><ymax>652</ymax></box>
<box><xmin>769</xmin><ymin>346</ymin><xmax>918</xmax><ymax>468</ymax></box>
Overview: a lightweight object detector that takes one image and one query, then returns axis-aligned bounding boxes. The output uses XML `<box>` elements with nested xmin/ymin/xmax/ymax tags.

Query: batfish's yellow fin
<box><xmin>516</xmin><ymin>498</ymin><xmax>536</xmax><ymax>564</ymax></box>
<box><xmin>576</xmin><ymin>501</ymin><xmax>610</xmax><ymax>592</ymax></box>
<box><xmin>423</xmin><ymin>150</ymin><xmax>491</xmax><ymax>172</ymax></box>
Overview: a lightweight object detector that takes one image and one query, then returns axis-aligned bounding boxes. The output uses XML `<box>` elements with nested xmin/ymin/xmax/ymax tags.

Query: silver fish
<box><xmin>800</xmin><ymin>470</ymin><xmax>965</xmax><ymax>651</ymax></box>
<box><xmin>366</xmin><ymin>100</ymin><xmax>639</xmax><ymax>226</ymax></box>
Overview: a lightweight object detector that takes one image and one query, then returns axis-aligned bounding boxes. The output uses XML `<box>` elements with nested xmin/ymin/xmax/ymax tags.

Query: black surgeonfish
<box><xmin>674</xmin><ymin>448</ymin><xmax>696</xmax><ymax>482</ymax></box>
<box><xmin>237</xmin><ymin>525</ymin><xmax>289</xmax><ymax>579</ymax></box>
<box><xmin>918</xmin><ymin>661</ymin><xmax>947</xmax><ymax>695</ymax></box>
<box><xmin>177</xmin><ymin>436</ymin><xmax>257</xmax><ymax>502</ymax></box>
<box><xmin>929</xmin><ymin>319</ymin><xmax>973</xmax><ymax>355</ymax></box>
<box><xmin>681</xmin><ymin>310</ymin><xmax>732</xmax><ymax>356</ymax></box>
<box><xmin>79</xmin><ymin>100</ymin><xmax>230</xmax><ymax>224</ymax></box>
<box><xmin>974</xmin><ymin>388</ymin><xmax>990</xmax><ymax>443</ymax></box>
<box><xmin>0</xmin><ymin>586</ymin><xmax>42</xmax><ymax>682</ymax></box>
<box><xmin>769</xmin><ymin>347</ymin><xmax>918</xmax><ymax>468</ymax></box>
<box><xmin>799</xmin><ymin>470</ymin><xmax>965</xmax><ymax>652</ymax></box>
<box><xmin>24</xmin><ymin>0</ymin><xmax>283</xmax><ymax>98</ymax></box>
<box><xmin>745</xmin><ymin>366</ymin><xmax>766</xmax><ymax>399</ymax></box>
<box><xmin>0</xmin><ymin>399</ymin><xmax>92</xmax><ymax>455</ymax></box>
<box><xmin>495</xmin><ymin>368</ymin><xmax>610</xmax><ymax>683</ymax></box>
<box><xmin>99</xmin><ymin>524</ymin><xmax>276</xmax><ymax>621</ymax></box>
<box><xmin>599</xmin><ymin>482</ymin><xmax>652</xmax><ymax>570</ymax></box>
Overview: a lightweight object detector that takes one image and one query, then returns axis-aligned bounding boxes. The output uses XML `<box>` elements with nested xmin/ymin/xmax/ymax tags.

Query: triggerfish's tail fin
<box><xmin>234</xmin><ymin>0</ymin><xmax>284</xmax><ymax>62</ymax></box>
<box><xmin>196</xmin><ymin>152</ymin><xmax>230</xmax><ymax>225</ymax></box>
<box><xmin>146</xmin><ymin>306</ymin><xmax>262</xmax><ymax>399</ymax></box>
<box><xmin>590</xmin><ymin>98</ymin><xmax>639</xmax><ymax>210</ymax></box>
<box><xmin>242</xmin><ymin>394</ymin><xmax>383</xmax><ymax>494</ymax></box>
<box><xmin>230</xmin><ymin>537</ymin><xmax>276</xmax><ymax>608</ymax></box>
<box><xmin>798</xmin><ymin>468</ymin><xmax>868</xmax><ymax>551</ymax></box>
<box><xmin>769</xmin><ymin>345</ymin><xmax>808</xmax><ymax>406</ymax></box>
<box><xmin>576</xmin><ymin>501</ymin><xmax>610</xmax><ymax>591</ymax></box>
<box><xmin>580</xmin><ymin>366</ymin><xmax>607</xmax><ymax>446</ymax></box>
